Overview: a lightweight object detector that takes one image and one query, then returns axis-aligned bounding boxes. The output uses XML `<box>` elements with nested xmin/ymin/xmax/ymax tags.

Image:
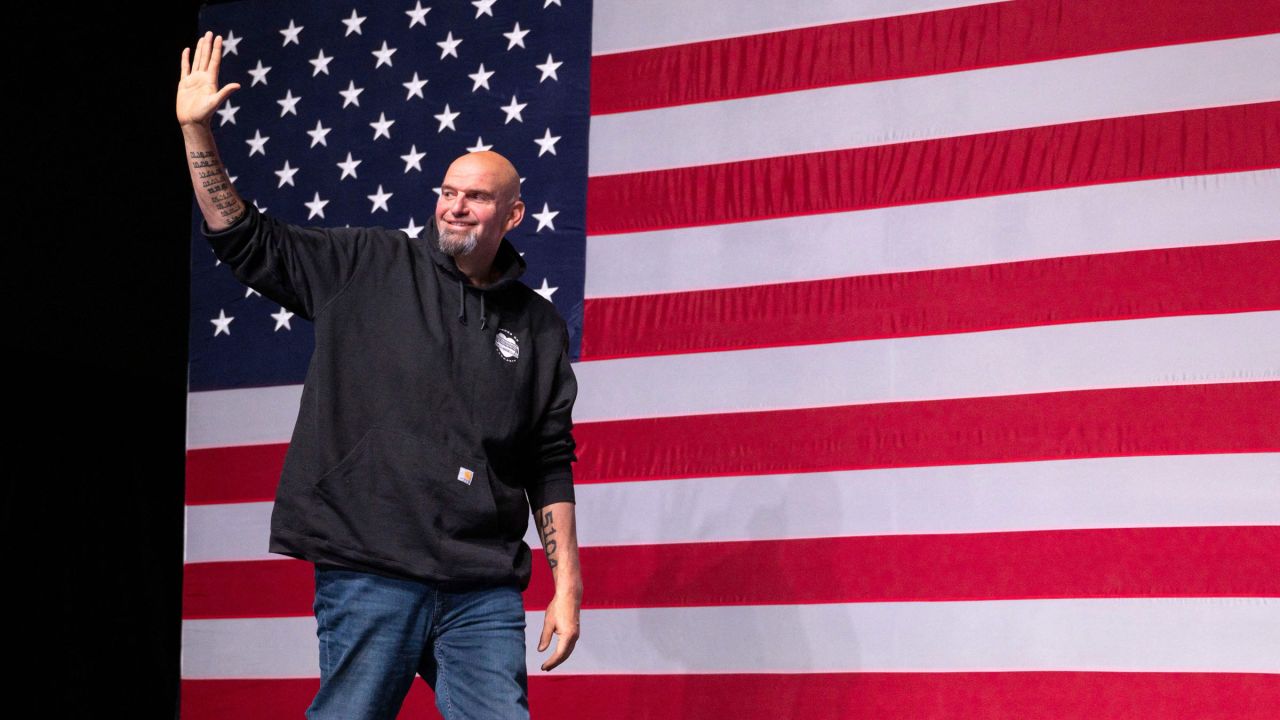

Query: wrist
<box><xmin>180</xmin><ymin>121</ymin><xmax>214</xmax><ymax>139</ymax></box>
<box><xmin>553</xmin><ymin>578</ymin><xmax>583</xmax><ymax>600</ymax></box>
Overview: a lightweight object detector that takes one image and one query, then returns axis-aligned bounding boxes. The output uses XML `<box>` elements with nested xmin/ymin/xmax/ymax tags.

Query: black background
<box><xmin>10</xmin><ymin>2</ymin><xmax>216</xmax><ymax>716</ymax></box>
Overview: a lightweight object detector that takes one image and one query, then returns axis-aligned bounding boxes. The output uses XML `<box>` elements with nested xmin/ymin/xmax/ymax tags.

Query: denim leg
<box><xmin>423</xmin><ymin>584</ymin><xmax>529</xmax><ymax>720</ymax></box>
<box><xmin>306</xmin><ymin>565</ymin><xmax>435</xmax><ymax>720</ymax></box>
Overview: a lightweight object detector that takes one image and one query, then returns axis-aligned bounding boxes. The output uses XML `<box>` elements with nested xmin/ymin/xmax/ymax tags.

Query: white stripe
<box><xmin>183</xmin><ymin>454</ymin><xmax>1280</xmax><ymax>563</ymax></box>
<box><xmin>184</xmin><ymin>502</ymin><xmax>281</xmax><ymax>564</ymax></box>
<box><xmin>585</xmin><ymin>169</ymin><xmax>1280</xmax><ymax>298</ymax></box>
<box><xmin>181</xmin><ymin>597</ymin><xmax>1280</xmax><ymax>678</ymax></box>
<box><xmin>574</xmin><ymin>311</ymin><xmax>1280</xmax><ymax>421</ymax></box>
<box><xmin>187</xmin><ymin>383</ymin><xmax>302</xmax><ymax>448</ymax></box>
<box><xmin>592</xmin><ymin>0</ymin><xmax>1007</xmax><ymax>55</ymax></box>
<box><xmin>184</xmin><ymin>312</ymin><xmax>1280</xmax><ymax>446</ymax></box>
<box><xmin>588</xmin><ymin>35</ymin><xmax>1280</xmax><ymax>175</ymax></box>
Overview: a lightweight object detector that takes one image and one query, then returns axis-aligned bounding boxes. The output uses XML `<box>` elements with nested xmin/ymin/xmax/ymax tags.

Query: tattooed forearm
<box><xmin>181</xmin><ymin>125</ymin><xmax>247</xmax><ymax>230</ymax></box>
<box><xmin>189</xmin><ymin>149</ymin><xmax>244</xmax><ymax>223</ymax></box>
<box><xmin>540</xmin><ymin>509</ymin><xmax>559</xmax><ymax>569</ymax></box>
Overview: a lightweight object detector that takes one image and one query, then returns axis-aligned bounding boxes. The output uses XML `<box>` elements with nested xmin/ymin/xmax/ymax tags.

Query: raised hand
<box><xmin>177</xmin><ymin>31</ymin><xmax>241</xmax><ymax>128</ymax></box>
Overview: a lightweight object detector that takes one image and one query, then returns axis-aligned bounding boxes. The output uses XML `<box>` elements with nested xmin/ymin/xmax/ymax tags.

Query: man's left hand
<box><xmin>537</xmin><ymin>591</ymin><xmax>580</xmax><ymax>671</ymax></box>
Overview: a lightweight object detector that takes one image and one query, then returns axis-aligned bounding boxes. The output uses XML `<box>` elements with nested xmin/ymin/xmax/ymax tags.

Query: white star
<box><xmin>309</xmin><ymin>49</ymin><xmax>333</xmax><ymax>76</ymax></box>
<box><xmin>401</xmin><ymin>145</ymin><xmax>426</xmax><ymax>172</ymax></box>
<box><xmin>274</xmin><ymin>160</ymin><xmax>299</xmax><ymax>188</ymax></box>
<box><xmin>534</xmin><ymin>127</ymin><xmax>561</xmax><ymax>156</ymax></box>
<box><xmin>536</xmin><ymin>53</ymin><xmax>562</xmax><ymax>82</ymax></box>
<box><xmin>503</xmin><ymin>22</ymin><xmax>529</xmax><ymax>50</ymax></box>
<box><xmin>215</xmin><ymin>100</ymin><xmax>240</xmax><ymax>126</ymax></box>
<box><xmin>544</xmin><ymin>0</ymin><xmax>562</xmax><ymax>6</ymax></box>
<box><xmin>472</xmin><ymin>0</ymin><xmax>497</xmax><ymax>18</ymax></box>
<box><xmin>405</xmin><ymin>2</ymin><xmax>431</xmax><ymax>28</ymax></box>
<box><xmin>534</xmin><ymin>278</ymin><xmax>558</xmax><ymax>301</ymax></box>
<box><xmin>306</xmin><ymin>120</ymin><xmax>331</xmax><ymax>148</ymax></box>
<box><xmin>304</xmin><ymin>191</ymin><xmax>329</xmax><ymax>220</ymax></box>
<box><xmin>342</xmin><ymin>9</ymin><xmax>367</xmax><ymax>36</ymax></box>
<box><xmin>339</xmin><ymin>80</ymin><xmax>364</xmax><ymax>108</ymax></box>
<box><xmin>211</xmin><ymin>309</ymin><xmax>234</xmax><ymax>337</ymax></box>
<box><xmin>500</xmin><ymin>95</ymin><xmax>526</xmax><ymax>124</ymax></box>
<box><xmin>279</xmin><ymin>19</ymin><xmax>303</xmax><ymax>46</ymax></box>
<box><xmin>277</xmin><ymin>89</ymin><xmax>301</xmax><ymax>117</ymax></box>
<box><xmin>468</xmin><ymin>63</ymin><xmax>494</xmax><ymax>91</ymax></box>
<box><xmin>372</xmin><ymin>41</ymin><xmax>396</xmax><ymax>68</ymax></box>
<box><xmin>368</xmin><ymin>184</ymin><xmax>393</xmax><ymax>213</ymax></box>
<box><xmin>247</xmin><ymin>60</ymin><xmax>271</xmax><ymax>86</ymax></box>
<box><xmin>532</xmin><ymin>202</ymin><xmax>559</xmax><ymax>231</ymax></box>
<box><xmin>370</xmin><ymin>112</ymin><xmax>395</xmax><ymax>140</ymax></box>
<box><xmin>403</xmin><ymin>72</ymin><xmax>428</xmax><ymax>100</ymax></box>
<box><xmin>253</xmin><ymin>200</ymin><xmax>267</xmax><ymax>213</ymax></box>
<box><xmin>437</xmin><ymin>31</ymin><xmax>462</xmax><ymax>59</ymax></box>
<box><xmin>244</xmin><ymin>286</ymin><xmax>261</xmax><ymax>298</ymax></box>
<box><xmin>337</xmin><ymin>152</ymin><xmax>361</xmax><ymax>180</ymax></box>
<box><xmin>467</xmin><ymin>136</ymin><xmax>493</xmax><ymax>152</ymax></box>
<box><xmin>271</xmin><ymin>307</ymin><xmax>295</xmax><ymax>331</ymax></box>
<box><xmin>401</xmin><ymin>217</ymin><xmax>425</xmax><ymax>238</ymax></box>
<box><xmin>221</xmin><ymin>30</ymin><xmax>242</xmax><ymax>55</ymax></box>
<box><xmin>245</xmin><ymin>129</ymin><xmax>269</xmax><ymax>156</ymax></box>
<box><xmin>434</xmin><ymin>103</ymin><xmax>460</xmax><ymax>132</ymax></box>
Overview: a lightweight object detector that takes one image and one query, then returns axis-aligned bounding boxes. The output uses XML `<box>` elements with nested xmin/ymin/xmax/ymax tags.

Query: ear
<box><xmin>503</xmin><ymin>199</ymin><xmax>525</xmax><ymax>232</ymax></box>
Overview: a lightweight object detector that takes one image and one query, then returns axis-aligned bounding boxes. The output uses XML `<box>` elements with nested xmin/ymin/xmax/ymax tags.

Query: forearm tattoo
<box><xmin>540</xmin><ymin>509</ymin><xmax>558</xmax><ymax>569</ymax></box>
<box><xmin>189</xmin><ymin>149</ymin><xmax>244</xmax><ymax>224</ymax></box>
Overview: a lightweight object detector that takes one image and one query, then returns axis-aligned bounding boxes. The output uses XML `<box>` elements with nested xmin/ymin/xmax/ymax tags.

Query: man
<box><xmin>177</xmin><ymin>32</ymin><xmax>582</xmax><ymax>719</ymax></box>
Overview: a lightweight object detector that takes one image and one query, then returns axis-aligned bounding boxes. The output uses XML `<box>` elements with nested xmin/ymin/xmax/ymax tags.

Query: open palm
<box><xmin>177</xmin><ymin>31</ymin><xmax>240</xmax><ymax>127</ymax></box>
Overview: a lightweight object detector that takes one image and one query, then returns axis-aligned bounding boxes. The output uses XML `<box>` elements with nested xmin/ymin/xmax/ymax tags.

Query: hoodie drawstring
<box><xmin>456</xmin><ymin>277</ymin><xmax>489</xmax><ymax>330</ymax></box>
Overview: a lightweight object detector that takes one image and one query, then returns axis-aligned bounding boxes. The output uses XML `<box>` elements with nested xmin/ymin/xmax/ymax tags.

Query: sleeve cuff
<box><xmin>526</xmin><ymin>467</ymin><xmax>575</xmax><ymax>510</ymax></box>
<box><xmin>201</xmin><ymin>203</ymin><xmax>255</xmax><ymax>238</ymax></box>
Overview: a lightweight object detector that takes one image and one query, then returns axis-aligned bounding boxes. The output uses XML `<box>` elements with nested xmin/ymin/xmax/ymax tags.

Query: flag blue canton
<box><xmin>188</xmin><ymin>0</ymin><xmax>592</xmax><ymax>392</ymax></box>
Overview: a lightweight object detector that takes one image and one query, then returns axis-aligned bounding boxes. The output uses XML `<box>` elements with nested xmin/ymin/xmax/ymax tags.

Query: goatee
<box><xmin>437</xmin><ymin>223</ymin><xmax>479</xmax><ymax>257</ymax></box>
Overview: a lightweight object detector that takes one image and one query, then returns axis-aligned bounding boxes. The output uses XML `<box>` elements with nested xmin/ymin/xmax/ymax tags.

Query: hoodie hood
<box><xmin>420</xmin><ymin>218</ymin><xmax>527</xmax><ymax>330</ymax></box>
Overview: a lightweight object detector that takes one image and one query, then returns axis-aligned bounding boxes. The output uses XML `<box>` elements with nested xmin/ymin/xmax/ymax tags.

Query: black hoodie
<box><xmin>202</xmin><ymin>203</ymin><xmax>577</xmax><ymax>590</ymax></box>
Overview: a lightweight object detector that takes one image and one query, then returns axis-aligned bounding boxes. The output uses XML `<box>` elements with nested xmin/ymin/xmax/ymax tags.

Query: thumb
<box><xmin>215</xmin><ymin>83</ymin><xmax>241</xmax><ymax>106</ymax></box>
<box><xmin>538</xmin><ymin>616</ymin><xmax>554</xmax><ymax>652</ymax></box>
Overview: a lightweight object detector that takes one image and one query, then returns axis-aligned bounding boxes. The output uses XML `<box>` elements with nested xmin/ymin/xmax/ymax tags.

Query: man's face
<box><xmin>435</xmin><ymin>154</ymin><xmax>524</xmax><ymax>257</ymax></box>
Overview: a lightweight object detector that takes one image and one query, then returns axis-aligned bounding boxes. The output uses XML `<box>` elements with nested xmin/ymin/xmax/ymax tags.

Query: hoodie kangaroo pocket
<box><xmin>312</xmin><ymin>427</ymin><xmax>500</xmax><ymax>565</ymax></box>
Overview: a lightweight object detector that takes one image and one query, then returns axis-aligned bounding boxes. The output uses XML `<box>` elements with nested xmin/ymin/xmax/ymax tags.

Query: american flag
<box><xmin>183</xmin><ymin>1</ymin><xmax>1280</xmax><ymax>718</ymax></box>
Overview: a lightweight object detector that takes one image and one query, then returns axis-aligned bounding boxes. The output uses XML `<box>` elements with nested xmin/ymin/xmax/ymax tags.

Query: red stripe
<box><xmin>529</xmin><ymin>526</ymin><xmax>1280</xmax><ymax>609</ymax></box>
<box><xmin>182</xmin><ymin>672</ymin><xmax>1280</xmax><ymax>720</ymax></box>
<box><xmin>186</xmin><ymin>442</ymin><xmax>285</xmax><ymax>505</ymax></box>
<box><xmin>184</xmin><ymin>526</ymin><xmax>1280</xmax><ymax>618</ymax></box>
<box><xmin>592</xmin><ymin>0</ymin><xmax>1280</xmax><ymax>115</ymax></box>
<box><xmin>183</xmin><ymin>382</ymin><xmax>1278</xmax><ymax>503</ymax></box>
<box><xmin>585</xmin><ymin>102</ymin><xmax>1280</xmax><ymax>235</ymax></box>
<box><xmin>575</xmin><ymin>382</ymin><xmax>1279</xmax><ymax>483</ymax></box>
<box><xmin>581</xmin><ymin>240</ymin><xmax>1280</xmax><ymax>359</ymax></box>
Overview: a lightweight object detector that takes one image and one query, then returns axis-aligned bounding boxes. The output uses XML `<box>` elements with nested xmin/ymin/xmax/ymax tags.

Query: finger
<box><xmin>210</xmin><ymin>35</ymin><xmax>223</xmax><ymax>82</ymax></box>
<box><xmin>541</xmin><ymin>634</ymin><xmax>574</xmax><ymax>671</ymax></box>
<box><xmin>181</xmin><ymin>47</ymin><xmax>190</xmax><ymax>80</ymax></box>
<box><xmin>196</xmin><ymin>31</ymin><xmax>212</xmax><ymax>73</ymax></box>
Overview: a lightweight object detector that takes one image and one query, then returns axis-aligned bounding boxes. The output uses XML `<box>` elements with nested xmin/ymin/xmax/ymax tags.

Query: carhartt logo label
<box><xmin>495</xmin><ymin>328</ymin><xmax>519</xmax><ymax>362</ymax></box>
<box><xmin>457</xmin><ymin>467</ymin><xmax>474</xmax><ymax>485</ymax></box>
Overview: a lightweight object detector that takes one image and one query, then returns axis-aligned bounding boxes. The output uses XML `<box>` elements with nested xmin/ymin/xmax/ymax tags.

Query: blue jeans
<box><xmin>305</xmin><ymin>564</ymin><xmax>530</xmax><ymax>720</ymax></box>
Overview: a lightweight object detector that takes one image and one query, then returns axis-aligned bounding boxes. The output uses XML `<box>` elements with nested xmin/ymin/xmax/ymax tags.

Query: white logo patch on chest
<box><xmin>495</xmin><ymin>328</ymin><xmax>520</xmax><ymax>362</ymax></box>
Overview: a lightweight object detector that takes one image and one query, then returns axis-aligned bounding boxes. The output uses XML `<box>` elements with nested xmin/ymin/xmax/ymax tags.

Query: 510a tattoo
<box><xmin>540</xmin><ymin>509</ymin><xmax>558</xmax><ymax>569</ymax></box>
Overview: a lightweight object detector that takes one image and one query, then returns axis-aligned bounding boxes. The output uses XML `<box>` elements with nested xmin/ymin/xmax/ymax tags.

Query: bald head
<box><xmin>435</xmin><ymin>151</ymin><xmax>526</xmax><ymax>261</ymax></box>
<box><xmin>446</xmin><ymin>151</ymin><xmax>521</xmax><ymax>204</ymax></box>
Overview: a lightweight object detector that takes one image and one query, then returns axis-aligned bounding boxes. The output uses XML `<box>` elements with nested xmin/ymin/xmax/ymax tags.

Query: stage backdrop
<box><xmin>183</xmin><ymin>1</ymin><xmax>1280</xmax><ymax>717</ymax></box>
